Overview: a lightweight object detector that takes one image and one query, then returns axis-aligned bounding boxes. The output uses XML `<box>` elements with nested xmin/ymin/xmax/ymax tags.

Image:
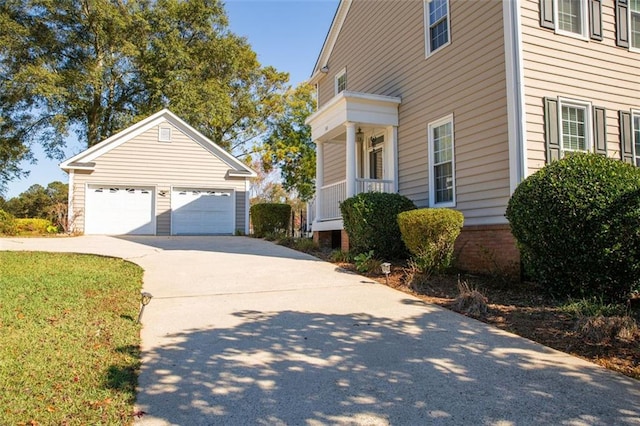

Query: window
<box><xmin>369</xmin><ymin>148</ymin><xmax>383</xmax><ymax>179</ymax></box>
<box><xmin>428</xmin><ymin>115</ymin><xmax>455</xmax><ymax>206</ymax></box>
<box><xmin>424</xmin><ymin>0</ymin><xmax>450</xmax><ymax>57</ymax></box>
<box><xmin>335</xmin><ymin>68</ymin><xmax>346</xmax><ymax>95</ymax></box>
<box><xmin>557</xmin><ymin>0</ymin><xmax>585</xmax><ymax>35</ymax></box>
<box><xmin>631</xmin><ymin>0</ymin><xmax>640</xmax><ymax>49</ymax></box>
<box><xmin>560</xmin><ymin>100</ymin><xmax>591</xmax><ymax>153</ymax></box>
<box><xmin>544</xmin><ymin>97</ymin><xmax>604</xmax><ymax>163</ymax></box>
<box><xmin>540</xmin><ymin>0</ymin><xmax>599</xmax><ymax>40</ymax></box>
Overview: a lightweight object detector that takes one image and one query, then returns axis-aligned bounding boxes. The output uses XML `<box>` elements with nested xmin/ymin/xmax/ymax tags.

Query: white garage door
<box><xmin>171</xmin><ymin>188</ymin><xmax>234</xmax><ymax>235</ymax></box>
<box><xmin>84</xmin><ymin>186</ymin><xmax>155</xmax><ymax>235</ymax></box>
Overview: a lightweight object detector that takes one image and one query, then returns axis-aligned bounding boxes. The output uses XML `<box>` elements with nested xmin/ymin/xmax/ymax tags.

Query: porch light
<box><xmin>356</xmin><ymin>127</ymin><xmax>364</xmax><ymax>144</ymax></box>
<box><xmin>381</xmin><ymin>262</ymin><xmax>391</xmax><ymax>285</ymax></box>
<box><xmin>138</xmin><ymin>292</ymin><xmax>153</xmax><ymax>323</ymax></box>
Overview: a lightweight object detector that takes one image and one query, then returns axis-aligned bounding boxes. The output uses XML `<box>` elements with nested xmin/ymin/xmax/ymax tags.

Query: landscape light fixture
<box><xmin>381</xmin><ymin>262</ymin><xmax>391</xmax><ymax>285</ymax></box>
<box><xmin>138</xmin><ymin>292</ymin><xmax>153</xmax><ymax>323</ymax></box>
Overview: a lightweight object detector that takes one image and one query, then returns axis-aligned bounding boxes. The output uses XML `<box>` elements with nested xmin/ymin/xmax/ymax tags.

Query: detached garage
<box><xmin>60</xmin><ymin>109</ymin><xmax>255</xmax><ymax>236</ymax></box>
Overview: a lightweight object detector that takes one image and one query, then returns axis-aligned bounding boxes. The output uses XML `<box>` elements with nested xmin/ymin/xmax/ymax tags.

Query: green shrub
<box><xmin>330</xmin><ymin>249</ymin><xmax>352</xmax><ymax>263</ymax></box>
<box><xmin>251</xmin><ymin>203</ymin><xmax>291</xmax><ymax>238</ymax></box>
<box><xmin>340</xmin><ymin>192</ymin><xmax>416</xmax><ymax>259</ymax></box>
<box><xmin>397</xmin><ymin>208</ymin><xmax>463</xmax><ymax>275</ymax></box>
<box><xmin>15</xmin><ymin>218</ymin><xmax>53</xmax><ymax>235</ymax></box>
<box><xmin>506</xmin><ymin>153</ymin><xmax>640</xmax><ymax>303</ymax></box>
<box><xmin>0</xmin><ymin>210</ymin><xmax>17</xmax><ymax>235</ymax></box>
<box><xmin>292</xmin><ymin>238</ymin><xmax>319</xmax><ymax>253</ymax></box>
<box><xmin>353</xmin><ymin>250</ymin><xmax>380</xmax><ymax>273</ymax></box>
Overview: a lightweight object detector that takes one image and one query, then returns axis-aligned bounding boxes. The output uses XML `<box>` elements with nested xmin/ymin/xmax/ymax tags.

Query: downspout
<box><xmin>503</xmin><ymin>0</ymin><xmax>527</xmax><ymax>193</ymax></box>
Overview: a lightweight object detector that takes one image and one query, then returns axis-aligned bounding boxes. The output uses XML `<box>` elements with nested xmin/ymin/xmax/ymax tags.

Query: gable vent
<box><xmin>158</xmin><ymin>127</ymin><xmax>172</xmax><ymax>142</ymax></box>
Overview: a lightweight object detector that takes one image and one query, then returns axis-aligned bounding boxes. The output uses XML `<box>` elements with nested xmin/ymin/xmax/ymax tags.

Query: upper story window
<box><xmin>335</xmin><ymin>68</ymin><xmax>346</xmax><ymax>95</ymax></box>
<box><xmin>557</xmin><ymin>0</ymin><xmax>586</xmax><ymax>36</ymax></box>
<box><xmin>424</xmin><ymin>0</ymin><xmax>450</xmax><ymax>57</ymax></box>
<box><xmin>540</xmin><ymin>0</ymin><xmax>601</xmax><ymax>41</ymax></box>
<box><xmin>631</xmin><ymin>0</ymin><xmax>640</xmax><ymax>49</ymax></box>
<box><xmin>428</xmin><ymin>114</ymin><xmax>455</xmax><ymax>207</ymax></box>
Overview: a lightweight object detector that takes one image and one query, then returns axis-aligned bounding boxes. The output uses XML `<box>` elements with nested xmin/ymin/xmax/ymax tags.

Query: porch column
<box><xmin>315</xmin><ymin>139</ymin><xmax>324</xmax><ymax>221</ymax></box>
<box><xmin>345</xmin><ymin>122</ymin><xmax>357</xmax><ymax>198</ymax></box>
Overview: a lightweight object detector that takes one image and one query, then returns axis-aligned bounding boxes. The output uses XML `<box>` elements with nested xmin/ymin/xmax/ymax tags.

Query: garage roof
<box><xmin>59</xmin><ymin>109</ymin><xmax>256</xmax><ymax>178</ymax></box>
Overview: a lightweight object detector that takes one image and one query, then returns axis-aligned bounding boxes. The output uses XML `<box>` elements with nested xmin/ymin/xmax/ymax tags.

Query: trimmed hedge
<box><xmin>251</xmin><ymin>203</ymin><xmax>291</xmax><ymax>238</ymax></box>
<box><xmin>506</xmin><ymin>153</ymin><xmax>640</xmax><ymax>303</ymax></box>
<box><xmin>0</xmin><ymin>210</ymin><xmax>17</xmax><ymax>235</ymax></box>
<box><xmin>398</xmin><ymin>208</ymin><xmax>464</xmax><ymax>274</ymax></box>
<box><xmin>340</xmin><ymin>192</ymin><xmax>416</xmax><ymax>259</ymax></box>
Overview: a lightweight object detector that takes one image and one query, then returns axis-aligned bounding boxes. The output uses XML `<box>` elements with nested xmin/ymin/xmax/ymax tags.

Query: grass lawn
<box><xmin>0</xmin><ymin>251</ymin><xmax>143</xmax><ymax>425</ymax></box>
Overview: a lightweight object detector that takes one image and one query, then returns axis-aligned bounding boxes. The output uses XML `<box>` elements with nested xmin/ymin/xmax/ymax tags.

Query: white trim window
<box><xmin>424</xmin><ymin>0</ymin><xmax>450</xmax><ymax>57</ymax></box>
<box><xmin>633</xmin><ymin>110</ymin><xmax>640</xmax><ymax>166</ymax></box>
<box><xmin>631</xmin><ymin>0</ymin><xmax>640</xmax><ymax>50</ymax></box>
<box><xmin>335</xmin><ymin>68</ymin><xmax>346</xmax><ymax>95</ymax></box>
<box><xmin>555</xmin><ymin>0</ymin><xmax>587</xmax><ymax>38</ymax></box>
<box><xmin>428</xmin><ymin>114</ymin><xmax>455</xmax><ymax>207</ymax></box>
<box><xmin>559</xmin><ymin>98</ymin><xmax>592</xmax><ymax>154</ymax></box>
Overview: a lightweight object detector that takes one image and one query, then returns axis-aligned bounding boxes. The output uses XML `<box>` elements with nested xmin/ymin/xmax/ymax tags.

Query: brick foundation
<box><xmin>454</xmin><ymin>224</ymin><xmax>520</xmax><ymax>277</ymax></box>
<box><xmin>341</xmin><ymin>230</ymin><xmax>349</xmax><ymax>253</ymax></box>
<box><xmin>315</xmin><ymin>224</ymin><xmax>521</xmax><ymax>278</ymax></box>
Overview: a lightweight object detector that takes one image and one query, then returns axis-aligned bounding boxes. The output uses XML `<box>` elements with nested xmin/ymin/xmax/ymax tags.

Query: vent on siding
<box><xmin>158</xmin><ymin>127</ymin><xmax>172</xmax><ymax>142</ymax></box>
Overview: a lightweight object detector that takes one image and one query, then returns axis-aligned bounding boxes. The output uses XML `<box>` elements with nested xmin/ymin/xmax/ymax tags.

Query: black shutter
<box><xmin>616</xmin><ymin>0</ymin><xmax>629</xmax><ymax>48</ymax></box>
<box><xmin>540</xmin><ymin>0</ymin><xmax>555</xmax><ymax>29</ymax></box>
<box><xmin>590</xmin><ymin>0</ymin><xmax>603</xmax><ymax>40</ymax></box>
<box><xmin>544</xmin><ymin>97</ymin><xmax>561</xmax><ymax>163</ymax></box>
<box><xmin>593</xmin><ymin>107</ymin><xmax>607</xmax><ymax>156</ymax></box>
<box><xmin>620</xmin><ymin>110</ymin><xmax>634</xmax><ymax>163</ymax></box>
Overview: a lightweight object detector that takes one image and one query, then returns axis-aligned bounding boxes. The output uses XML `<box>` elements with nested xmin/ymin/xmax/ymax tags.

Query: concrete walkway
<box><xmin>1</xmin><ymin>236</ymin><xmax>639</xmax><ymax>425</ymax></box>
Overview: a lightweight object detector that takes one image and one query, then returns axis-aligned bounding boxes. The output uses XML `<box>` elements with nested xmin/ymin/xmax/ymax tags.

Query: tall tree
<box><xmin>261</xmin><ymin>83</ymin><xmax>316</xmax><ymax>201</ymax></box>
<box><xmin>0</xmin><ymin>0</ymin><xmax>288</xmax><ymax>192</ymax></box>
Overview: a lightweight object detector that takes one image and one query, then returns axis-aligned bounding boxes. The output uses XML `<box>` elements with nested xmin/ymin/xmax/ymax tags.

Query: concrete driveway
<box><xmin>1</xmin><ymin>236</ymin><xmax>639</xmax><ymax>425</ymax></box>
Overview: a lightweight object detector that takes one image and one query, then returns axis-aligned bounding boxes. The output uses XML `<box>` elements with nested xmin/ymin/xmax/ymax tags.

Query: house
<box><xmin>60</xmin><ymin>109</ymin><xmax>256</xmax><ymax>235</ymax></box>
<box><xmin>306</xmin><ymin>0</ymin><xmax>640</xmax><ymax>272</ymax></box>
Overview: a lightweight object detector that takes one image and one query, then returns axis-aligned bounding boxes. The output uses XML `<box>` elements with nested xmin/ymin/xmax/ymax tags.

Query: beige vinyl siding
<box><xmin>71</xmin><ymin>170</ymin><xmax>90</xmax><ymax>233</ymax></box>
<box><xmin>72</xmin><ymin>122</ymin><xmax>248</xmax><ymax>234</ymax></box>
<box><xmin>323</xmin><ymin>142</ymin><xmax>346</xmax><ymax>185</ymax></box>
<box><xmin>521</xmin><ymin>0</ymin><xmax>640</xmax><ymax>172</ymax></box>
<box><xmin>316</xmin><ymin>0</ymin><xmax>510</xmax><ymax>225</ymax></box>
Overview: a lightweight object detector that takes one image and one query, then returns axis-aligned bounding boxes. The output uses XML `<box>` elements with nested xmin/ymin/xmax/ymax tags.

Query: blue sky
<box><xmin>3</xmin><ymin>0</ymin><xmax>339</xmax><ymax>199</ymax></box>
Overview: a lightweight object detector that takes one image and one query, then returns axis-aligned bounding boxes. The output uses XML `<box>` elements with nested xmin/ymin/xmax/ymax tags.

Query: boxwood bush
<box><xmin>340</xmin><ymin>192</ymin><xmax>416</xmax><ymax>259</ymax></box>
<box><xmin>251</xmin><ymin>203</ymin><xmax>291</xmax><ymax>238</ymax></box>
<box><xmin>0</xmin><ymin>210</ymin><xmax>17</xmax><ymax>235</ymax></box>
<box><xmin>398</xmin><ymin>208</ymin><xmax>464</xmax><ymax>274</ymax></box>
<box><xmin>506</xmin><ymin>153</ymin><xmax>640</xmax><ymax>303</ymax></box>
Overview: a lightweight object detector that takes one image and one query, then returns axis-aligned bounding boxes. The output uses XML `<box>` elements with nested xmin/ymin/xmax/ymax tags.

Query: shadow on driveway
<box><xmin>136</xmin><ymin>304</ymin><xmax>640</xmax><ymax>425</ymax></box>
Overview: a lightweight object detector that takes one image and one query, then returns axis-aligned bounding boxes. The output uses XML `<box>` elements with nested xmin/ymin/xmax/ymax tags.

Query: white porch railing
<box><xmin>356</xmin><ymin>178</ymin><xmax>394</xmax><ymax>194</ymax></box>
<box><xmin>320</xmin><ymin>180</ymin><xmax>346</xmax><ymax>220</ymax></box>
<box><xmin>314</xmin><ymin>179</ymin><xmax>395</xmax><ymax>222</ymax></box>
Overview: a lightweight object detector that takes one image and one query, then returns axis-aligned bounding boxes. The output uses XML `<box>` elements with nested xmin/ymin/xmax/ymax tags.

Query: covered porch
<box><xmin>306</xmin><ymin>91</ymin><xmax>402</xmax><ymax>232</ymax></box>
